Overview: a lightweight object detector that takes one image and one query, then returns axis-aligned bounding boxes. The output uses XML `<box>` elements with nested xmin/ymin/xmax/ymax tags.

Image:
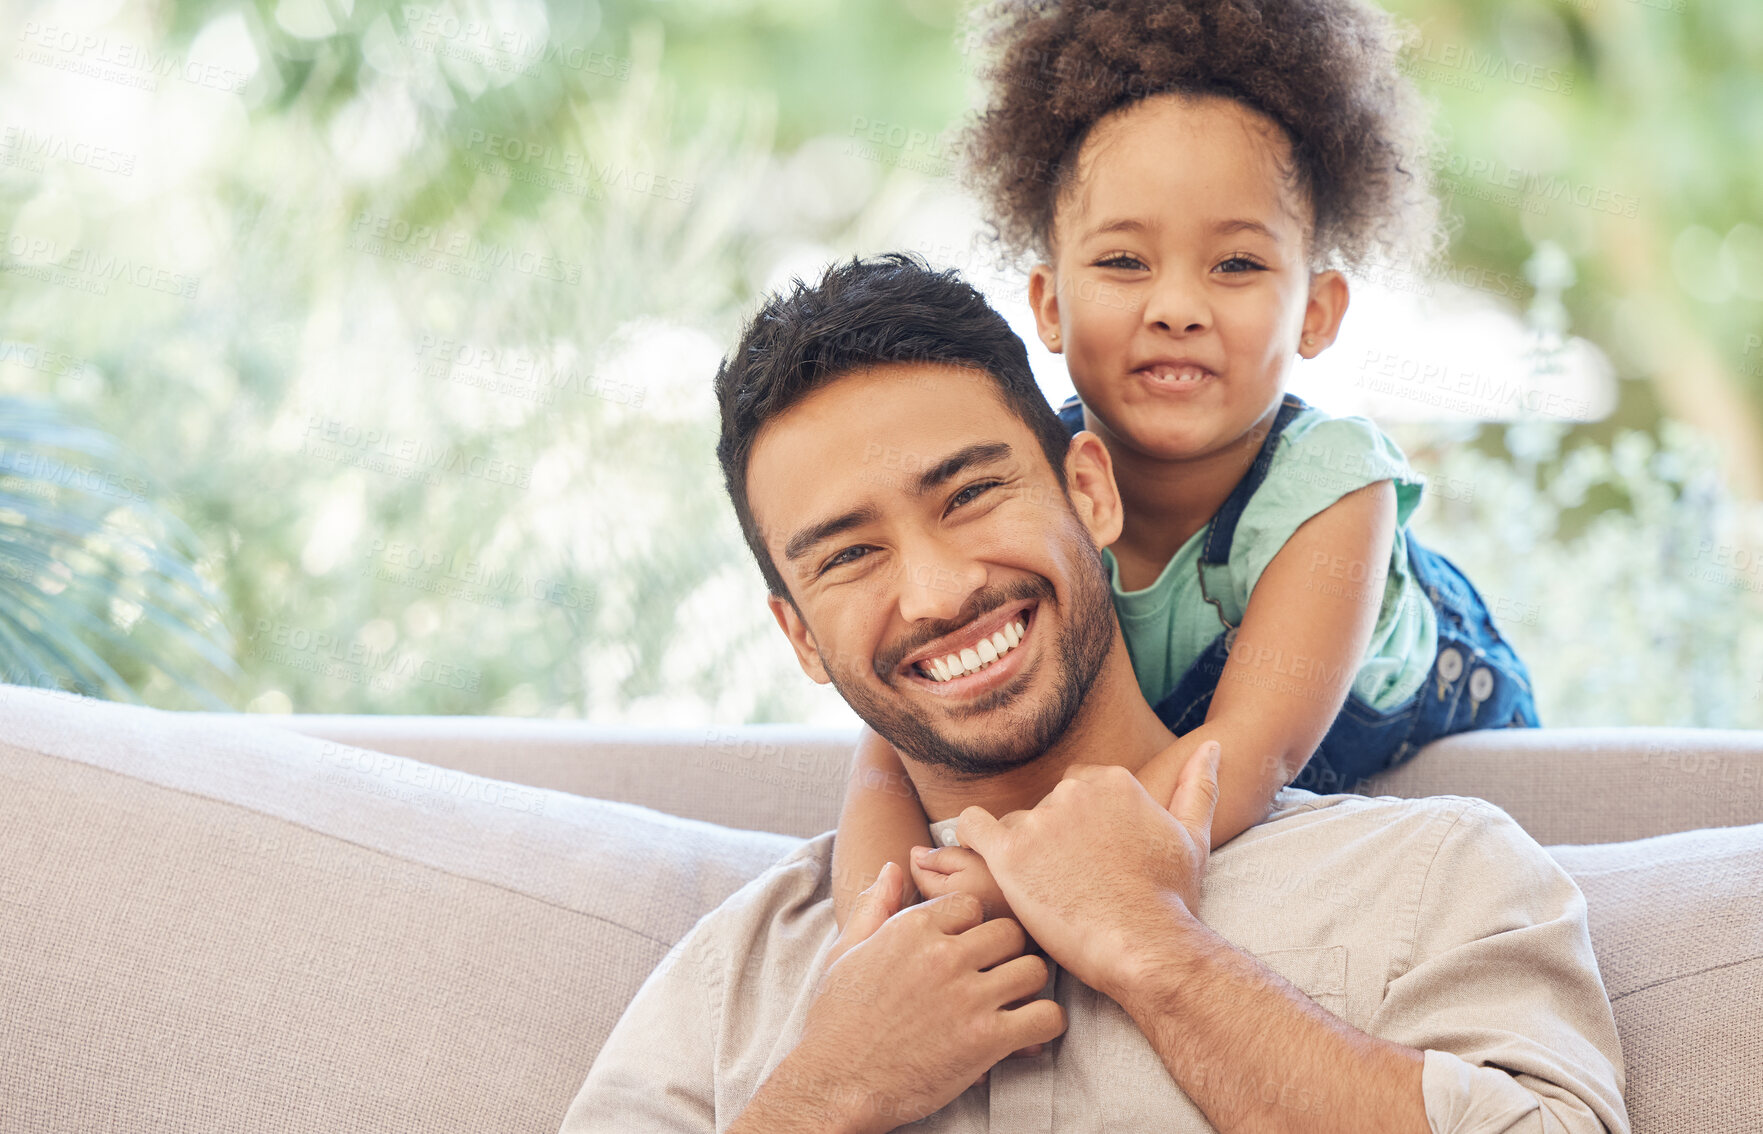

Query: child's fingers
<box><xmin>909</xmin><ymin>843</ymin><xmax>984</xmax><ymax>877</ymax></box>
<box><xmin>908</xmin><ymin>858</ymin><xmax>960</xmax><ymax>901</ymax></box>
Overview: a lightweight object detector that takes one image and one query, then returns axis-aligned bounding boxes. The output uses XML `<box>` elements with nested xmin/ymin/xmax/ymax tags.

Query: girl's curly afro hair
<box><xmin>958</xmin><ymin>0</ymin><xmax>1447</xmax><ymax>274</ymax></box>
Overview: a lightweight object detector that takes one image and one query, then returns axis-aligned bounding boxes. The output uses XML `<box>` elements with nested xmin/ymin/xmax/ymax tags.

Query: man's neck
<box><xmin>903</xmin><ymin>637</ymin><xmax>1178</xmax><ymax>824</ymax></box>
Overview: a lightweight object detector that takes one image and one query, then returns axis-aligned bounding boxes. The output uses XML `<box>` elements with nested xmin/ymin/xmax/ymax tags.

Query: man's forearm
<box><xmin>1107</xmin><ymin>915</ymin><xmax>1429</xmax><ymax>1134</ymax></box>
<box><xmin>728</xmin><ymin>1048</ymin><xmax>898</xmax><ymax>1134</ymax></box>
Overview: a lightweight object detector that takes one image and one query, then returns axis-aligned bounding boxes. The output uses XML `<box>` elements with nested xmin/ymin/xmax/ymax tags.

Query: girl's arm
<box><xmin>1135</xmin><ymin>480</ymin><xmax>1398</xmax><ymax>849</ymax></box>
<box><xmin>830</xmin><ymin>724</ymin><xmax>935</xmax><ymax>930</ymax></box>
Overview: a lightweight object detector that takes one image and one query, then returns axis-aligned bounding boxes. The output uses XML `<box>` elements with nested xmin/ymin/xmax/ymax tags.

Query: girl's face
<box><xmin>1029</xmin><ymin>94</ymin><xmax>1348</xmax><ymax>465</ymax></box>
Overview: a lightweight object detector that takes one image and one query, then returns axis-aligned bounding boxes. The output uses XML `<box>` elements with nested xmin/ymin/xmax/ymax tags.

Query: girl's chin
<box><xmin>1104</xmin><ymin>413</ymin><xmax>1224</xmax><ymax>462</ymax></box>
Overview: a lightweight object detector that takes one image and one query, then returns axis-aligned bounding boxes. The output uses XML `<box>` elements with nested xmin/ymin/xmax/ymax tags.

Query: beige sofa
<box><xmin>1</xmin><ymin>684</ymin><xmax>1760</xmax><ymax>1134</ymax></box>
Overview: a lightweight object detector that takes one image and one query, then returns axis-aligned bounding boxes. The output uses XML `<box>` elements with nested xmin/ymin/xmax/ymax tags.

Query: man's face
<box><xmin>747</xmin><ymin>363</ymin><xmax>1118</xmax><ymax>776</ymax></box>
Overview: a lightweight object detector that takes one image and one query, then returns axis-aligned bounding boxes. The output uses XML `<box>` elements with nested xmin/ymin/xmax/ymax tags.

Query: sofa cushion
<box><xmin>1549</xmin><ymin>824</ymin><xmax>1763</xmax><ymax>1134</ymax></box>
<box><xmin>0</xmin><ymin>686</ymin><xmax>803</xmax><ymax>1134</ymax></box>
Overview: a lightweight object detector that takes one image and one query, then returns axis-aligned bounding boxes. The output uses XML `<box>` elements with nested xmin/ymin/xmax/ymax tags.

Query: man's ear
<box><xmin>767</xmin><ymin>592</ymin><xmax>831</xmax><ymax>684</ymax></box>
<box><xmin>1298</xmin><ymin>270</ymin><xmax>1350</xmax><ymax>358</ymax></box>
<box><xmin>1027</xmin><ymin>263</ymin><xmax>1064</xmax><ymax>354</ymax></box>
<box><xmin>1062</xmin><ymin>431</ymin><xmax>1124</xmax><ymax>549</ymax></box>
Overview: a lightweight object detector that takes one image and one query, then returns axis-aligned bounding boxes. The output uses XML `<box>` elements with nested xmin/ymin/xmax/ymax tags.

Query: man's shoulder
<box><xmin>1247</xmin><ymin>788</ymin><xmax>1542</xmax><ymax>861</ymax></box>
<box><xmin>663</xmin><ymin>831</ymin><xmax>838</xmax><ymax>978</ymax></box>
<box><xmin>1203</xmin><ymin>789</ymin><xmax>1564</xmax><ymax>949</ymax></box>
<box><xmin>691</xmin><ymin>830</ymin><xmax>837</xmax><ymax>933</ymax></box>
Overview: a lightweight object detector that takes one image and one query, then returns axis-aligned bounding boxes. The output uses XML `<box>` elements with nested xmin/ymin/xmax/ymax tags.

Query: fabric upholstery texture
<box><xmin>274</xmin><ymin>715</ymin><xmax>1763</xmax><ymax>845</ymax></box>
<box><xmin>1549</xmin><ymin>825</ymin><xmax>1763</xmax><ymax>1134</ymax></box>
<box><xmin>0</xmin><ymin>687</ymin><xmax>797</xmax><ymax>1134</ymax></box>
<box><xmin>3</xmin><ymin>686</ymin><xmax>1760</xmax><ymax>1133</ymax></box>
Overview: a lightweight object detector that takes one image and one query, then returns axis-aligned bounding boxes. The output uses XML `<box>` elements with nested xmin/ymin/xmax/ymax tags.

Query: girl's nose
<box><xmin>1142</xmin><ymin>272</ymin><xmax>1210</xmax><ymax>334</ymax></box>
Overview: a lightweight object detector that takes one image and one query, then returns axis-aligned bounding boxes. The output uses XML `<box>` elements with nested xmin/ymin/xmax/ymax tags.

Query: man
<box><xmin>559</xmin><ymin>255</ymin><xmax>1628</xmax><ymax>1133</ymax></box>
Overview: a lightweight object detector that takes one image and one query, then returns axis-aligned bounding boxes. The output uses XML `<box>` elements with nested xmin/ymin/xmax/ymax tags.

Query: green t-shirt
<box><xmin>1103</xmin><ymin>407</ymin><xmax>1438</xmax><ymax>713</ymax></box>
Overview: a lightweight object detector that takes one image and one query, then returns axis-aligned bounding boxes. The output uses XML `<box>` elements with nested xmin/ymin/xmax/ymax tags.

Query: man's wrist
<box><xmin>735</xmin><ymin>1047</ymin><xmax>889</xmax><ymax>1134</ymax></box>
<box><xmin>1097</xmin><ymin>901</ymin><xmax>1213</xmax><ymax>1015</ymax></box>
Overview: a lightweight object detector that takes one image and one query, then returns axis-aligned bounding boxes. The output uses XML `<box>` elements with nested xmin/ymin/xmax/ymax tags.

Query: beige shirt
<box><xmin>561</xmin><ymin>789</ymin><xmax>1630</xmax><ymax>1133</ymax></box>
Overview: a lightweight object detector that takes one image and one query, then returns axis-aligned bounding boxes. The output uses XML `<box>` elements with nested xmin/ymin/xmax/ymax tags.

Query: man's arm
<box><xmin>958</xmin><ymin>753</ymin><xmax>1427</xmax><ymax>1134</ymax></box>
<box><xmin>1356</xmin><ymin>800</ymin><xmax>1630</xmax><ymax>1133</ymax></box>
<box><xmin>1104</xmin><ymin>799</ymin><xmax>1628</xmax><ymax>1133</ymax></box>
<box><xmin>563</xmin><ymin>860</ymin><xmax>1066</xmax><ymax>1134</ymax></box>
<box><xmin>957</xmin><ymin>756</ymin><xmax>1628</xmax><ymax>1134</ymax></box>
<box><xmin>1104</xmin><ymin>914</ymin><xmax>1428</xmax><ymax>1132</ymax></box>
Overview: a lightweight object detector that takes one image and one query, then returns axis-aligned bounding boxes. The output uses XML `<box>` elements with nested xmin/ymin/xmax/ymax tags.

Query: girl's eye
<box><xmin>1094</xmin><ymin>253</ymin><xmax>1146</xmax><ymax>271</ymax></box>
<box><xmin>1216</xmin><ymin>255</ymin><xmax>1266</xmax><ymax>274</ymax></box>
<box><xmin>947</xmin><ymin>480</ymin><xmax>1002</xmax><ymax>513</ymax></box>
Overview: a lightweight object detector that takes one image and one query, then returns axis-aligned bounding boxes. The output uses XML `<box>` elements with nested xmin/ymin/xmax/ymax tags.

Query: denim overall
<box><xmin>1059</xmin><ymin>393</ymin><xmax>1539</xmax><ymax>793</ymax></box>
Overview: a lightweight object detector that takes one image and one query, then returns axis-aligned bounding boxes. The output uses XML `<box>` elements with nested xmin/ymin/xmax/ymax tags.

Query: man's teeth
<box><xmin>1149</xmin><ymin>364</ymin><xmax>1208</xmax><ymax>383</ymax></box>
<box><xmin>918</xmin><ymin>619</ymin><xmax>1028</xmax><ymax>682</ymax></box>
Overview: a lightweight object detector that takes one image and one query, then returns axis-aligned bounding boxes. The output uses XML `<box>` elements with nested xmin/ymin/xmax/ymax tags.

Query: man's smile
<box><xmin>894</xmin><ymin>599</ymin><xmax>1038</xmax><ymax>696</ymax></box>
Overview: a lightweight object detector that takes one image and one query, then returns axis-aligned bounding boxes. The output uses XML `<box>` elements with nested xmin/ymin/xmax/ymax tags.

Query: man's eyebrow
<box><xmin>913</xmin><ymin>442</ymin><xmax>1014</xmax><ymax>496</ymax></box>
<box><xmin>779</xmin><ymin>442</ymin><xmax>1014</xmax><ymax>564</ymax></box>
<box><xmin>783</xmin><ymin>504</ymin><xmax>881</xmax><ymax>563</ymax></box>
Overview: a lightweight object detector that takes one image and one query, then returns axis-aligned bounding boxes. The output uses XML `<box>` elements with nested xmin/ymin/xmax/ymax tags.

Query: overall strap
<box><xmin>1056</xmin><ymin>396</ymin><xmax>1085</xmax><ymax>437</ymax></box>
<box><xmin>1197</xmin><ymin>393</ymin><xmax>1307</xmax><ymax>630</ymax></box>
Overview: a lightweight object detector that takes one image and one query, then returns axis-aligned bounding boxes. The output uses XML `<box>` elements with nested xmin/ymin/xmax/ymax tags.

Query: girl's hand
<box><xmin>908</xmin><ymin>844</ymin><xmax>1015</xmax><ymax>923</ymax></box>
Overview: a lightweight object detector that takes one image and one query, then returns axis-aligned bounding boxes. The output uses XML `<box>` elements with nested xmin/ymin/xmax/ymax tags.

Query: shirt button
<box><xmin>1437</xmin><ymin>646</ymin><xmax>1464</xmax><ymax>683</ymax></box>
<box><xmin>1469</xmin><ymin>667</ymin><xmax>1495</xmax><ymax>702</ymax></box>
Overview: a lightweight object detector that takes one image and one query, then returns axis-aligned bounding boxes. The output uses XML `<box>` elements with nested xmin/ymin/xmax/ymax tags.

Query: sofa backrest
<box><xmin>6</xmin><ymin>687</ymin><xmax>1762</xmax><ymax>1134</ymax></box>
<box><xmin>0</xmin><ymin>687</ymin><xmax>798</xmax><ymax>1134</ymax></box>
<box><xmin>270</xmin><ymin>713</ymin><xmax>1763</xmax><ymax>845</ymax></box>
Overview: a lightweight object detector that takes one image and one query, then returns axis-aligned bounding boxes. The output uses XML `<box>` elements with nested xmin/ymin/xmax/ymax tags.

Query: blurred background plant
<box><xmin>0</xmin><ymin>0</ymin><xmax>1758</xmax><ymax>726</ymax></box>
<box><xmin>0</xmin><ymin>397</ymin><xmax>235</xmax><ymax>705</ymax></box>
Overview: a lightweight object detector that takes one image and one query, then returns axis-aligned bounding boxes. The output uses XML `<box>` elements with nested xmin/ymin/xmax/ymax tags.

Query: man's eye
<box><xmin>821</xmin><ymin>546</ymin><xmax>870</xmax><ymax>574</ymax></box>
<box><xmin>947</xmin><ymin>480</ymin><xmax>1002</xmax><ymax>513</ymax></box>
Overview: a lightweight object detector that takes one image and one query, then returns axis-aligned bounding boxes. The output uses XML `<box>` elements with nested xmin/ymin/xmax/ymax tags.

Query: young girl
<box><xmin>833</xmin><ymin>0</ymin><xmax>1539</xmax><ymax>925</ymax></box>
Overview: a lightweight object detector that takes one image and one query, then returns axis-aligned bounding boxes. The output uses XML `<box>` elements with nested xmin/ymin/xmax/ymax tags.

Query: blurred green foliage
<box><xmin>0</xmin><ymin>0</ymin><xmax>1758</xmax><ymax>725</ymax></box>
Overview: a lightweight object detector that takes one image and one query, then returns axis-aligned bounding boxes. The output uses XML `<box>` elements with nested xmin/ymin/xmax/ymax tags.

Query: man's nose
<box><xmin>894</xmin><ymin>546</ymin><xmax>986</xmax><ymax>625</ymax></box>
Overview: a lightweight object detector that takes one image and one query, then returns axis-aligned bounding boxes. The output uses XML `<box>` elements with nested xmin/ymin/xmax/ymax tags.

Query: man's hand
<box><xmin>736</xmin><ymin>861</ymin><xmax>1067</xmax><ymax>1134</ymax></box>
<box><xmin>955</xmin><ymin>741</ymin><xmax>1223</xmax><ymax>1001</ymax></box>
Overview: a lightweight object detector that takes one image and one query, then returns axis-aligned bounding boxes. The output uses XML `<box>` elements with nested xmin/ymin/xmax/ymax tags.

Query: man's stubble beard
<box><xmin>822</xmin><ymin>532</ymin><xmax>1117</xmax><ymax>779</ymax></box>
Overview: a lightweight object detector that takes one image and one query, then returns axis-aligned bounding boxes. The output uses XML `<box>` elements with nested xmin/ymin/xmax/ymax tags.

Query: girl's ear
<box><xmin>1028</xmin><ymin>263</ymin><xmax>1064</xmax><ymax>354</ymax></box>
<box><xmin>1298</xmin><ymin>270</ymin><xmax>1350</xmax><ymax>358</ymax></box>
<box><xmin>767</xmin><ymin>594</ymin><xmax>831</xmax><ymax>684</ymax></box>
<box><xmin>1062</xmin><ymin>431</ymin><xmax>1124</xmax><ymax>549</ymax></box>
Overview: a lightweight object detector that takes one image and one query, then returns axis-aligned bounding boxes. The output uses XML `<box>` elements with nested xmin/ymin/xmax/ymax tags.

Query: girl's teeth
<box><xmin>920</xmin><ymin>618</ymin><xmax>1031</xmax><ymax>682</ymax></box>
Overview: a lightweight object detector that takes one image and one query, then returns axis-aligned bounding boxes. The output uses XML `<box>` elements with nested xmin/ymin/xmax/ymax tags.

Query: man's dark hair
<box><xmin>714</xmin><ymin>252</ymin><xmax>1071</xmax><ymax>599</ymax></box>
